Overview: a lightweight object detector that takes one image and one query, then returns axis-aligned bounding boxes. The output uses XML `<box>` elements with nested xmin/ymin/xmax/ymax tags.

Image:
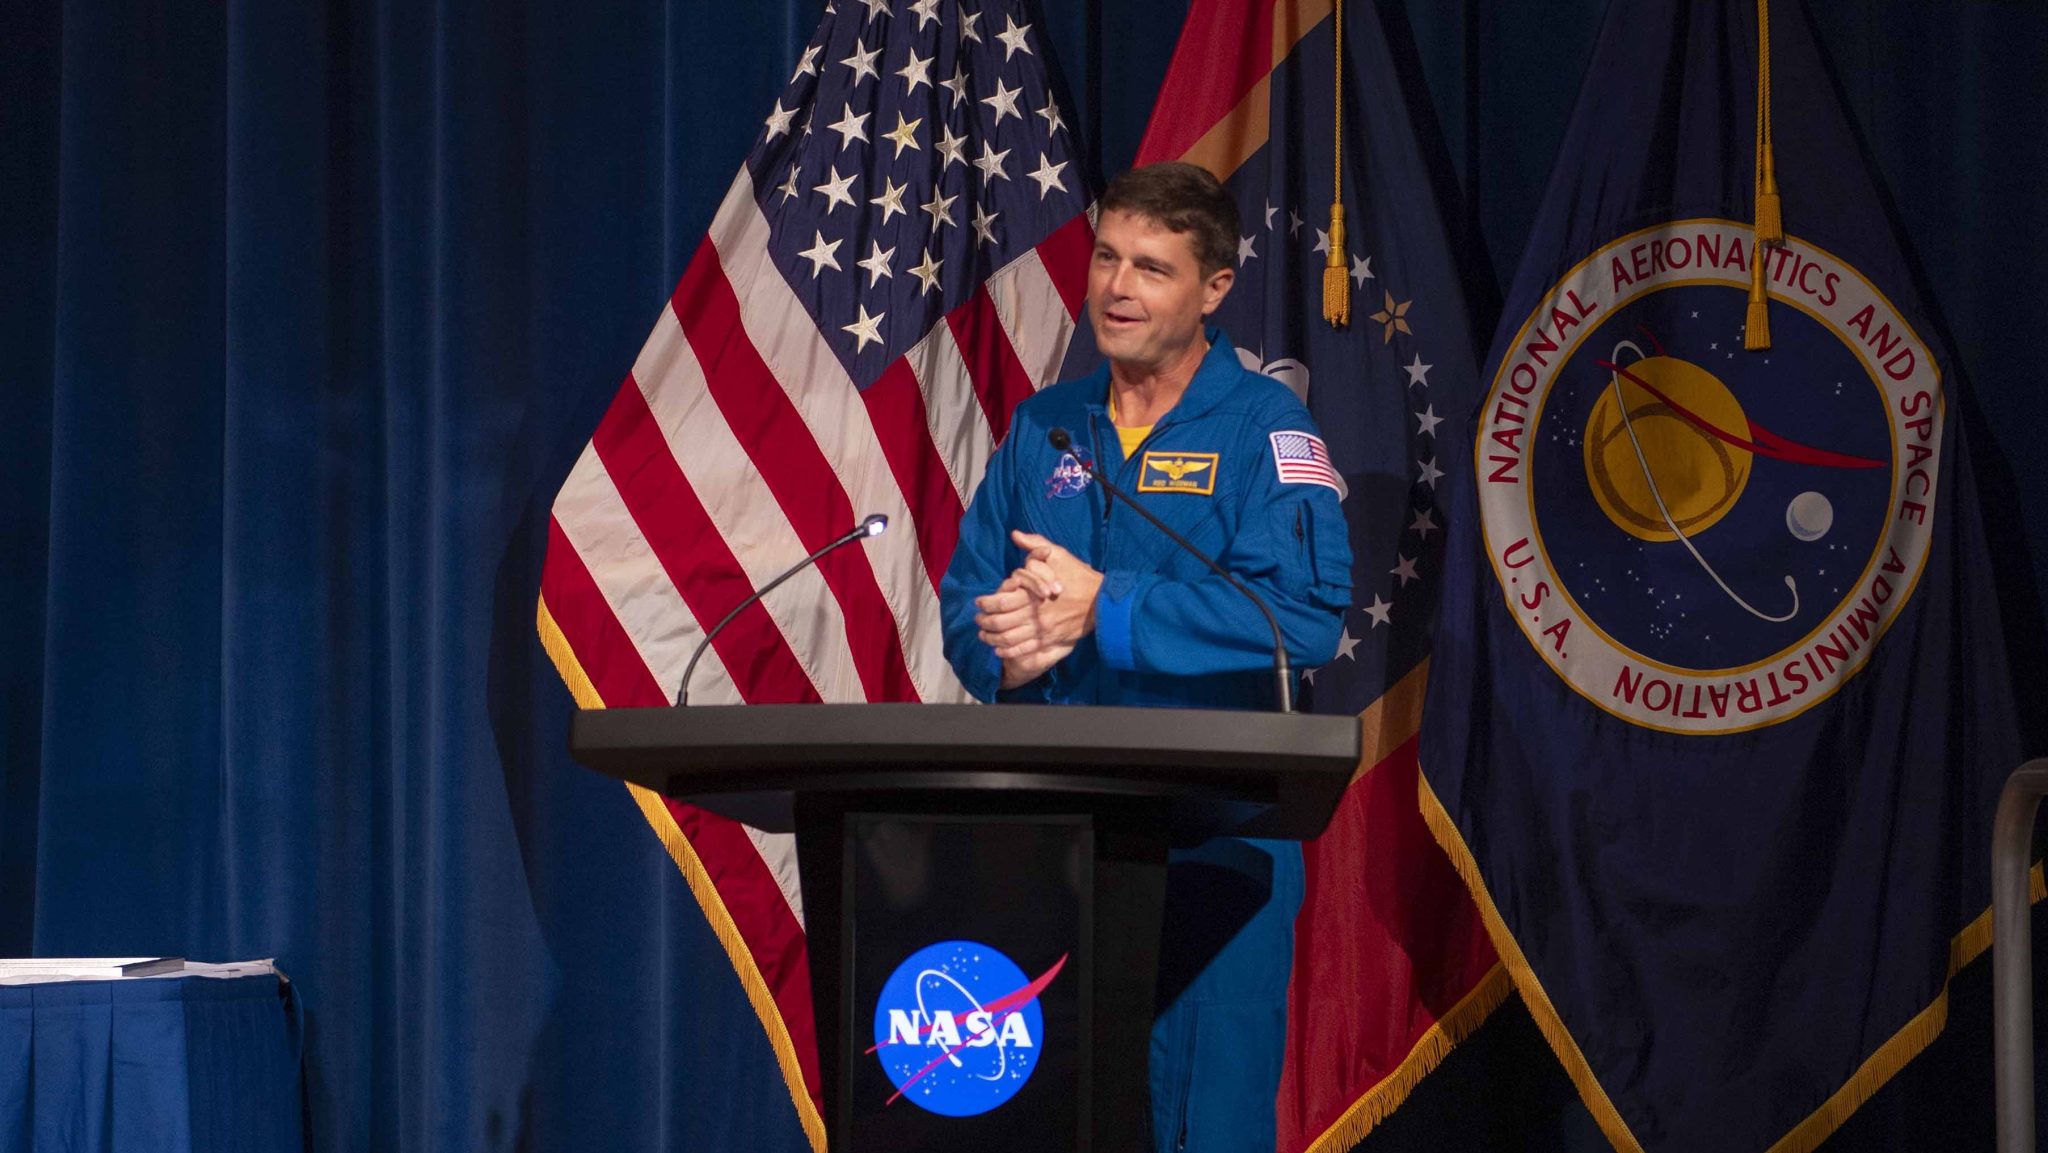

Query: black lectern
<box><xmin>571</xmin><ymin>703</ymin><xmax>1358</xmax><ymax>1152</ymax></box>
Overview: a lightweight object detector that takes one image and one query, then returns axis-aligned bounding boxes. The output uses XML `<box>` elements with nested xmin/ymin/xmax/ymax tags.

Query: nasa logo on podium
<box><xmin>868</xmin><ymin>940</ymin><xmax>1067</xmax><ymax>1117</ymax></box>
<box><xmin>1478</xmin><ymin>219</ymin><xmax>1942</xmax><ymax>734</ymax></box>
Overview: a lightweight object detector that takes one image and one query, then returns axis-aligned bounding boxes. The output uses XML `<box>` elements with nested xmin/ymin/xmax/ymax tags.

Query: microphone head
<box><xmin>1048</xmin><ymin>427</ymin><xmax>1072</xmax><ymax>452</ymax></box>
<box><xmin>861</xmin><ymin>514</ymin><xmax>889</xmax><ymax>537</ymax></box>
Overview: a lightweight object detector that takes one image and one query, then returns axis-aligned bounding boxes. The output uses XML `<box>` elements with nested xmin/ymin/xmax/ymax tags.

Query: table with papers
<box><xmin>0</xmin><ymin>959</ymin><xmax>302</xmax><ymax>1153</ymax></box>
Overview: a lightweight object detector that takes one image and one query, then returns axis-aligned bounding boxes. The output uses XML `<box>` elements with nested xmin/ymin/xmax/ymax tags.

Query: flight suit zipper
<box><xmin>1088</xmin><ymin>404</ymin><xmax>1184</xmax><ymax>577</ymax></box>
<box><xmin>1087</xmin><ymin>412</ymin><xmax>1111</xmax><ymax>526</ymax></box>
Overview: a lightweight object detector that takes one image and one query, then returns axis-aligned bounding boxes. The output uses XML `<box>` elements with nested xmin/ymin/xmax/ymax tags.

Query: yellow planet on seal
<box><xmin>1583</xmin><ymin>356</ymin><xmax>1752</xmax><ymax>542</ymax></box>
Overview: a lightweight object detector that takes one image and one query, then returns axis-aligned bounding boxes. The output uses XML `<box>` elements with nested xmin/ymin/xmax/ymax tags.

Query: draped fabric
<box><xmin>0</xmin><ymin>1</ymin><xmax>835</xmax><ymax>1148</ymax></box>
<box><xmin>2</xmin><ymin>1</ymin><xmax>2044</xmax><ymax>1151</ymax></box>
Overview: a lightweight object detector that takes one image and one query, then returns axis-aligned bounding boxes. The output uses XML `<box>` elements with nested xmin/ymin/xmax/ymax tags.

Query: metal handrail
<box><xmin>1994</xmin><ymin>758</ymin><xmax>2048</xmax><ymax>1153</ymax></box>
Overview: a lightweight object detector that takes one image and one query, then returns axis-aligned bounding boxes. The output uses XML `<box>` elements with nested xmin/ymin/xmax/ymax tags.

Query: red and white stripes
<box><xmin>539</xmin><ymin>166</ymin><xmax>1091</xmax><ymax>1124</ymax></box>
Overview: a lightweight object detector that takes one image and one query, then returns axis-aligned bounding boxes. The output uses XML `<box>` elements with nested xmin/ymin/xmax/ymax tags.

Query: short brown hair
<box><xmin>1098</xmin><ymin>162</ymin><xmax>1239</xmax><ymax>276</ymax></box>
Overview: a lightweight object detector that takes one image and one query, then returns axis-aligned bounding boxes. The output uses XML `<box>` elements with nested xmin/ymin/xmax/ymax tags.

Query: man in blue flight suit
<box><xmin>939</xmin><ymin>162</ymin><xmax>1353</xmax><ymax>1151</ymax></box>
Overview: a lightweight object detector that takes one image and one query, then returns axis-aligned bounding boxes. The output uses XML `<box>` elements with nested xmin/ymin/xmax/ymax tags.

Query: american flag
<box><xmin>1269</xmin><ymin>430</ymin><xmax>1343</xmax><ymax>495</ymax></box>
<box><xmin>536</xmin><ymin>0</ymin><xmax>1093</xmax><ymax>1143</ymax></box>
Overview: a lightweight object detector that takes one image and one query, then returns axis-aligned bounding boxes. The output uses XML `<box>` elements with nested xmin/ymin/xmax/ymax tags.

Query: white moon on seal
<box><xmin>1786</xmin><ymin>491</ymin><xmax>1834</xmax><ymax>541</ymax></box>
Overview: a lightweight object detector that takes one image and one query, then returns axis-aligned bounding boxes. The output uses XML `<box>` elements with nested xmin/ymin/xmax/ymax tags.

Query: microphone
<box><xmin>1047</xmin><ymin>427</ymin><xmax>1294</xmax><ymax>713</ymax></box>
<box><xmin>674</xmin><ymin>514</ymin><xmax>888</xmax><ymax>706</ymax></box>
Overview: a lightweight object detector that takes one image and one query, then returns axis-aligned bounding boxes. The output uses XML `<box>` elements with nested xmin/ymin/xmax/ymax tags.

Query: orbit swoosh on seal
<box><xmin>1417</xmin><ymin>2</ymin><xmax>2026</xmax><ymax>1151</ymax></box>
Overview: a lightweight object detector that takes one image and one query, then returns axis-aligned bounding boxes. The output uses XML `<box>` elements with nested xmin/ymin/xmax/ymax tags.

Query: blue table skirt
<box><xmin>0</xmin><ymin>975</ymin><xmax>302</xmax><ymax>1153</ymax></box>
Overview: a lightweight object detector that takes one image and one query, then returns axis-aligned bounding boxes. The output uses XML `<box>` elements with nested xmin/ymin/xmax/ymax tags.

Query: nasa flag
<box><xmin>1419</xmin><ymin>1</ymin><xmax>2023</xmax><ymax>1150</ymax></box>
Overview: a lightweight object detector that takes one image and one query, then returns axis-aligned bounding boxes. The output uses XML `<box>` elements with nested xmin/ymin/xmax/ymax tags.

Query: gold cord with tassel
<box><xmin>1321</xmin><ymin>0</ymin><xmax>1350</xmax><ymax>327</ymax></box>
<box><xmin>1746</xmin><ymin>0</ymin><xmax>1779</xmax><ymax>350</ymax></box>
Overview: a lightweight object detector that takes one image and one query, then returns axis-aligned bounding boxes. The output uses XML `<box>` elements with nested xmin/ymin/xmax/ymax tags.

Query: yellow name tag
<box><xmin>1137</xmin><ymin>451</ymin><xmax>1219</xmax><ymax>495</ymax></box>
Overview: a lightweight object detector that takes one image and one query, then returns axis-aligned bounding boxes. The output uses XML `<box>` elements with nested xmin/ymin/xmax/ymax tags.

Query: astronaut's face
<box><xmin>1086</xmin><ymin>209</ymin><xmax>1234</xmax><ymax>379</ymax></box>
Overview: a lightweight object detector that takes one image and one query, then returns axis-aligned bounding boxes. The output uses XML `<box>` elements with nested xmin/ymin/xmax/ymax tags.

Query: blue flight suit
<box><xmin>939</xmin><ymin>330</ymin><xmax>1353</xmax><ymax>1151</ymax></box>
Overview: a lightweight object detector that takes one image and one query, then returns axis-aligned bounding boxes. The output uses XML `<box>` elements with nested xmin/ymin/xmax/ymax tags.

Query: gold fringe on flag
<box><xmin>1418</xmin><ymin>755</ymin><xmax>2048</xmax><ymax>1153</ymax></box>
<box><xmin>535</xmin><ymin>595</ymin><xmax>830</xmax><ymax>1153</ymax></box>
<box><xmin>1746</xmin><ymin>0</ymin><xmax>1780</xmax><ymax>350</ymax></box>
<box><xmin>1322</xmin><ymin>0</ymin><xmax>1350</xmax><ymax>326</ymax></box>
<box><xmin>1300</xmin><ymin>966</ymin><xmax>1515</xmax><ymax>1153</ymax></box>
<box><xmin>1415</xmin><ymin>770</ymin><xmax>1648</xmax><ymax>1153</ymax></box>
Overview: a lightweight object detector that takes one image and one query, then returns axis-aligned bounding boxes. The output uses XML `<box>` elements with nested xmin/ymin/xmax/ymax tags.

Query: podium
<box><xmin>571</xmin><ymin>703</ymin><xmax>1359</xmax><ymax>1151</ymax></box>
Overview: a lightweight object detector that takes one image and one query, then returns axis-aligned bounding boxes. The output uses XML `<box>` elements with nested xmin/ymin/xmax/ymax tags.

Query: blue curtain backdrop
<box><xmin>1</xmin><ymin>1</ymin><xmax>2043</xmax><ymax>1150</ymax></box>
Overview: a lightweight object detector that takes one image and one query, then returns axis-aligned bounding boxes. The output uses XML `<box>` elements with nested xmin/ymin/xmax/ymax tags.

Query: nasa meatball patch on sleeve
<box><xmin>1269</xmin><ymin>431</ymin><xmax>1346</xmax><ymax>497</ymax></box>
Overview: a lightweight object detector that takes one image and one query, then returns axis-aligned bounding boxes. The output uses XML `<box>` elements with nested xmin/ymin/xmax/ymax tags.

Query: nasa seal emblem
<box><xmin>1477</xmin><ymin>220</ymin><xmax>1942</xmax><ymax>734</ymax></box>
<box><xmin>869</xmin><ymin>940</ymin><xmax>1065</xmax><ymax>1116</ymax></box>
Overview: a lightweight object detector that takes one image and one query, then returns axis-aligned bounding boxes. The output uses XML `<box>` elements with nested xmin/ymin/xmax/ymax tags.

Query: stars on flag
<box><xmin>897</xmin><ymin>49</ymin><xmax>933</xmax><ymax>94</ymax></box>
<box><xmin>798</xmin><ymin>231</ymin><xmax>843</xmax><ymax>277</ymax></box>
<box><xmin>974</xmin><ymin>144</ymin><xmax>1011</xmax><ymax>183</ymax></box>
<box><xmin>981</xmin><ymin>79</ymin><xmax>1023</xmax><ymax>125</ymax></box>
<box><xmin>882</xmin><ymin>113</ymin><xmax>922</xmax><ymax>157</ymax></box>
<box><xmin>1362</xmin><ymin>595</ymin><xmax>1393</xmax><ymax>628</ymax></box>
<box><xmin>1213</xmin><ymin>186</ymin><xmax>1469</xmax><ymax>683</ymax></box>
<box><xmin>940</xmin><ymin>64</ymin><xmax>970</xmax><ymax>105</ymax></box>
<box><xmin>874</xmin><ymin>177</ymin><xmax>910</xmax><ymax>222</ymax></box>
<box><xmin>1371</xmin><ymin>292</ymin><xmax>1413</xmax><ymax>342</ymax></box>
<box><xmin>1334</xmin><ymin>626</ymin><xmax>1361</xmax><ymax>661</ymax></box>
<box><xmin>747</xmin><ymin>0</ymin><xmax>1092</xmax><ymax>371</ymax></box>
<box><xmin>792</xmin><ymin>44</ymin><xmax>821</xmax><ymax>80</ymax></box>
<box><xmin>995</xmin><ymin>15</ymin><xmax>1033</xmax><ymax>59</ymax></box>
<box><xmin>907</xmin><ymin>249</ymin><xmax>944</xmax><ymax>295</ymax></box>
<box><xmin>921</xmin><ymin>187</ymin><xmax>958</xmax><ymax>229</ymax></box>
<box><xmin>812</xmin><ymin>166</ymin><xmax>857</xmax><ymax>212</ymax></box>
<box><xmin>971</xmin><ymin>203</ymin><xmax>1001</xmax><ymax>246</ymax></box>
<box><xmin>935</xmin><ymin>125</ymin><xmax>968</xmax><ymax>169</ymax></box>
<box><xmin>1027</xmin><ymin>155</ymin><xmax>1068</xmax><ymax>199</ymax></box>
<box><xmin>857</xmin><ymin>241</ymin><xmax>896</xmax><ymax>285</ymax></box>
<box><xmin>827</xmin><ymin>104</ymin><xmax>871</xmax><ymax>150</ymax></box>
<box><xmin>842</xmin><ymin>304</ymin><xmax>886</xmax><ymax>351</ymax></box>
<box><xmin>840</xmin><ymin>42</ymin><xmax>881</xmax><ymax>85</ymax></box>
<box><xmin>1036</xmin><ymin>98</ymin><xmax>1065</xmax><ymax>136</ymax></box>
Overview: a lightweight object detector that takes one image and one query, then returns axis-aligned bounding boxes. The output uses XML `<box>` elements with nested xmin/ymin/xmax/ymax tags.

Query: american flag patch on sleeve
<box><xmin>1269</xmin><ymin>430</ymin><xmax>1346</xmax><ymax>497</ymax></box>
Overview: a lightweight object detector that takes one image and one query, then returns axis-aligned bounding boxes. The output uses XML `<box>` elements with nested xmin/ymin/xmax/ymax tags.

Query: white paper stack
<box><xmin>0</xmin><ymin>958</ymin><xmax>279</xmax><ymax>985</ymax></box>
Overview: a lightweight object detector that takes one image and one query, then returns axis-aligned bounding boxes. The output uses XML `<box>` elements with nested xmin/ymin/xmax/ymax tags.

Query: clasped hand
<box><xmin>975</xmin><ymin>530</ymin><xmax>1104</xmax><ymax>690</ymax></box>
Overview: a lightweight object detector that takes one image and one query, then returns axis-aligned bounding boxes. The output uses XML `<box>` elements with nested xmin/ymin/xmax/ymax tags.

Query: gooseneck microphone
<box><xmin>674</xmin><ymin>514</ymin><xmax>888</xmax><ymax>706</ymax></box>
<box><xmin>1047</xmin><ymin>427</ymin><xmax>1294</xmax><ymax>713</ymax></box>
